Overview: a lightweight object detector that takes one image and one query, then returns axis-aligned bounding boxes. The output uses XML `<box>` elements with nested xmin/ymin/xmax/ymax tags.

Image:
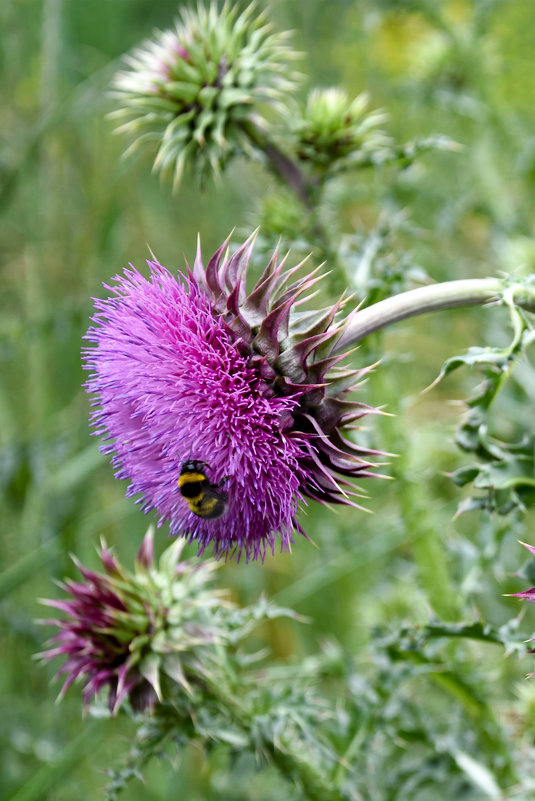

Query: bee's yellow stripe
<box><xmin>178</xmin><ymin>472</ymin><xmax>206</xmax><ymax>487</ymax></box>
<box><xmin>192</xmin><ymin>496</ymin><xmax>220</xmax><ymax>514</ymax></box>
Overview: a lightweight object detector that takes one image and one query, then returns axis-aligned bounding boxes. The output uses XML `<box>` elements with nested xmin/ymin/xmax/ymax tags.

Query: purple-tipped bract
<box><xmin>39</xmin><ymin>536</ymin><xmax>158</xmax><ymax>714</ymax></box>
<box><xmin>38</xmin><ymin>530</ymin><xmax>228</xmax><ymax>713</ymax></box>
<box><xmin>84</xmin><ymin>234</ymin><xmax>382</xmax><ymax>560</ymax></box>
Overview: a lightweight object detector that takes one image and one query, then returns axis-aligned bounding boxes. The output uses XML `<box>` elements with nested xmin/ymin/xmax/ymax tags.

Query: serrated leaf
<box><xmin>431</xmin><ymin>345</ymin><xmax>510</xmax><ymax>389</ymax></box>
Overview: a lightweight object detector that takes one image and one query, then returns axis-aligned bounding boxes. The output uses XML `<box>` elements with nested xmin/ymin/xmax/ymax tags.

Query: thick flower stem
<box><xmin>334</xmin><ymin>277</ymin><xmax>535</xmax><ymax>352</ymax></box>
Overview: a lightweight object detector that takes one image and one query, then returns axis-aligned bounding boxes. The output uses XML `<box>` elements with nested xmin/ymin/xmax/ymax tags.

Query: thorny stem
<box><xmin>203</xmin><ymin>675</ymin><xmax>347</xmax><ymax>801</ymax></box>
<box><xmin>334</xmin><ymin>278</ymin><xmax>535</xmax><ymax>353</ymax></box>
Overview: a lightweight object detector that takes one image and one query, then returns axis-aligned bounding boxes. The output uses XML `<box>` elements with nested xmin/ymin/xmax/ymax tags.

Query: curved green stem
<box><xmin>335</xmin><ymin>278</ymin><xmax>535</xmax><ymax>353</ymax></box>
<box><xmin>335</xmin><ymin>278</ymin><xmax>507</xmax><ymax>352</ymax></box>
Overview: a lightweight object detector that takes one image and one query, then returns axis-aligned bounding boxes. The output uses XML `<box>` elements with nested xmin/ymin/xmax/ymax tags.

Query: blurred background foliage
<box><xmin>2</xmin><ymin>0</ymin><xmax>535</xmax><ymax>798</ymax></box>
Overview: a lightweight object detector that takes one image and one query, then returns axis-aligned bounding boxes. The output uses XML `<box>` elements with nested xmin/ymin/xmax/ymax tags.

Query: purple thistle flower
<box><xmin>38</xmin><ymin>529</ymin><xmax>228</xmax><ymax>714</ymax></box>
<box><xmin>84</xmin><ymin>234</ymin><xmax>383</xmax><ymax>560</ymax></box>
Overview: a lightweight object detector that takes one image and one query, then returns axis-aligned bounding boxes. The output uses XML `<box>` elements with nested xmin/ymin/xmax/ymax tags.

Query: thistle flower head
<box><xmin>39</xmin><ymin>529</ymin><xmax>228</xmax><ymax>713</ymax></box>
<box><xmin>292</xmin><ymin>88</ymin><xmax>389</xmax><ymax>169</ymax></box>
<box><xmin>84</xmin><ymin>234</ymin><xmax>383</xmax><ymax>560</ymax></box>
<box><xmin>111</xmin><ymin>2</ymin><xmax>299</xmax><ymax>186</ymax></box>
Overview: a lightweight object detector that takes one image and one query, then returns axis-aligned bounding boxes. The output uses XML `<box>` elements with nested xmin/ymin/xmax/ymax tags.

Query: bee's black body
<box><xmin>178</xmin><ymin>460</ymin><xmax>228</xmax><ymax>519</ymax></box>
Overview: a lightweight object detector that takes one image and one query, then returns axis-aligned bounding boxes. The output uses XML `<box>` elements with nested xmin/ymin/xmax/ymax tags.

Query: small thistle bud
<box><xmin>291</xmin><ymin>88</ymin><xmax>389</xmax><ymax>169</ymax></box>
<box><xmin>111</xmin><ymin>2</ymin><xmax>299</xmax><ymax>187</ymax></box>
<box><xmin>84</xmin><ymin>234</ymin><xmax>384</xmax><ymax>561</ymax></box>
<box><xmin>38</xmin><ymin>529</ymin><xmax>229</xmax><ymax>713</ymax></box>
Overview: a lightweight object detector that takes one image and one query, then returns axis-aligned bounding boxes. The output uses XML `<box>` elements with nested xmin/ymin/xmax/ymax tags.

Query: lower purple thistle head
<box><xmin>38</xmin><ymin>529</ymin><xmax>231</xmax><ymax>714</ymax></box>
<box><xmin>84</xmin><ymin>234</ymin><xmax>383</xmax><ymax>560</ymax></box>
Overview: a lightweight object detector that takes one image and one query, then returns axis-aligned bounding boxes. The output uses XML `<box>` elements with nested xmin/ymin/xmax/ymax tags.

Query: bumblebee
<box><xmin>178</xmin><ymin>460</ymin><xmax>229</xmax><ymax>520</ymax></box>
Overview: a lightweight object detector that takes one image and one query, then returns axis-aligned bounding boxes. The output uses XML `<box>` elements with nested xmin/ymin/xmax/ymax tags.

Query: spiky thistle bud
<box><xmin>84</xmin><ymin>233</ymin><xmax>384</xmax><ymax>561</ymax></box>
<box><xmin>38</xmin><ymin>529</ymin><xmax>230</xmax><ymax>713</ymax></box>
<box><xmin>111</xmin><ymin>2</ymin><xmax>299</xmax><ymax>187</ymax></box>
<box><xmin>291</xmin><ymin>88</ymin><xmax>389</xmax><ymax>169</ymax></box>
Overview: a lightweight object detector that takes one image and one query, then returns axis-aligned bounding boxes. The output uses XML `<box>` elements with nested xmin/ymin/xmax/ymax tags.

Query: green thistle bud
<box><xmin>39</xmin><ymin>528</ymin><xmax>232</xmax><ymax>714</ymax></box>
<box><xmin>111</xmin><ymin>2</ymin><xmax>300</xmax><ymax>187</ymax></box>
<box><xmin>292</xmin><ymin>87</ymin><xmax>389</xmax><ymax>169</ymax></box>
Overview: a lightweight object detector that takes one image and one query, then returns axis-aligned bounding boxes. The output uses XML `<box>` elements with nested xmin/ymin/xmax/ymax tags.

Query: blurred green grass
<box><xmin>2</xmin><ymin>1</ymin><xmax>535</xmax><ymax>798</ymax></box>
